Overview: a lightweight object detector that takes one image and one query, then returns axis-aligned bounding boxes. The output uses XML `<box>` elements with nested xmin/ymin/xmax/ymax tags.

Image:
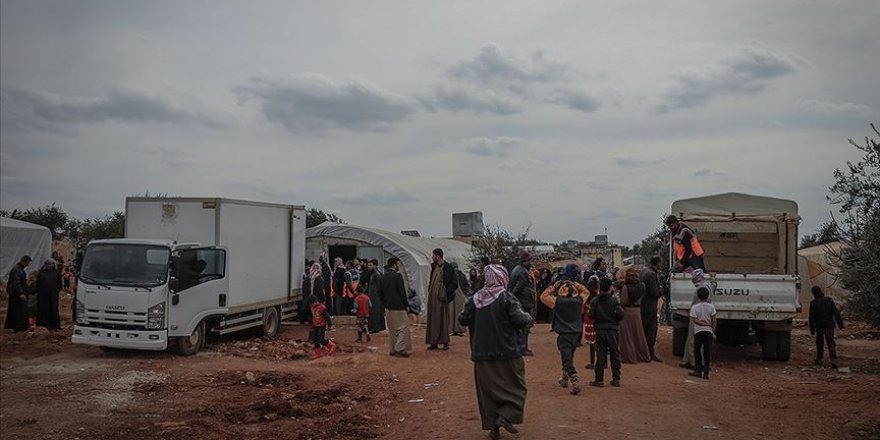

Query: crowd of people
<box><xmin>297</xmin><ymin>215</ymin><xmax>848</xmax><ymax>439</ymax></box>
<box><xmin>2</xmin><ymin>216</ymin><xmax>849</xmax><ymax>440</ymax></box>
<box><xmin>4</xmin><ymin>251</ymin><xmax>78</xmax><ymax>334</ymax></box>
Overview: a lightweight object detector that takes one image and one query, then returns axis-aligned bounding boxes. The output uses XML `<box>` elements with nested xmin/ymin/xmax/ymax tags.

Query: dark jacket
<box><xmin>588</xmin><ymin>293</ymin><xmax>625</xmax><ymax>331</ymax></box>
<box><xmin>622</xmin><ymin>282</ymin><xmax>647</xmax><ymax>307</ymax></box>
<box><xmin>378</xmin><ymin>270</ymin><xmax>408</xmax><ymax>311</ymax></box>
<box><xmin>456</xmin><ymin>270</ymin><xmax>469</xmax><ymax>295</ymax></box>
<box><xmin>640</xmin><ymin>268</ymin><xmax>662</xmax><ymax>308</ymax></box>
<box><xmin>321</xmin><ymin>262</ymin><xmax>332</xmax><ymax>295</ymax></box>
<box><xmin>508</xmin><ymin>264</ymin><xmax>536</xmax><ymax>311</ymax></box>
<box><xmin>309</xmin><ymin>275</ymin><xmax>326</xmax><ymax>302</ymax></box>
<box><xmin>809</xmin><ymin>295</ymin><xmax>844</xmax><ymax>332</ymax></box>
<box><xmin>552</xmin><ymin>294</ymin><xmax>584</xmax><ymax>334</ymax></box>
<box><xmin>459</xmin><ymin>291</ymin><xmax>533</xmax><ymax>361</ymax></box>
<box><xmin>430</xmin><ymin>262</ymin><xmax>458</xmax><ymax>302</ymax></box>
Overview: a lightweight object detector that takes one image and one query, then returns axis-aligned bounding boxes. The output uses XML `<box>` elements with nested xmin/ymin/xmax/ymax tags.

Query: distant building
<box><xmin>575</xmin><ymin>235</ymin><xmax>624</xmax><ymax>269</ymax></box>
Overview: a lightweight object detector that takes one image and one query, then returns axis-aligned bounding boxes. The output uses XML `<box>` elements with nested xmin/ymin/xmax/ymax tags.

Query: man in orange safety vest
<box><xmin>666</xmin><ymin>215</ymin><xmax>706</xmax><ymax>272</ymax></box>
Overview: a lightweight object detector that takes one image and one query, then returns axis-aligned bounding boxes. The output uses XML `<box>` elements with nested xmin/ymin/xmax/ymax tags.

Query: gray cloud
<box><xmin>462</xmin><ymin>136</ymin><xmax>524</xmax><ymax>158</ymax></box>
<box><xmin>797</xmin><ymin>100</ymin><xmax>877</xmax><ymax>119</ymax></box>
<box><xmin>658</xmin><ymin>44</ymin><xmax>799</xmax><ymax>112</ymax></box>
<box><xmin>418</xmin><ymin>85</ymin><xmax>521</xmax><ymax>115</ymax></box>
<box><xmin>0</xmin><ymin>86</ymin><xmax>224</xmax><ymax>132</ymax></box>
<box><xmin>613</xmin><ymin>157</ymin><xmax>668</xmax><ymax>167</ymax></box>
<box><xmin>544</xmin><ymin>89</ymin><xmax>601</xmax><ymax>113</ymax></box>
<box><xmin>235</xmin><ymin>74</ymin><xmax>416</xmax><ymax>132</ymax></box>
<box><xmin>420</xmin><ymin>45</ymin><xmax>600</xmax><ymax>115</ymax></box>
<box><xmin>446</xmin><ymin>44</ymin><xmax>568</xmax><ymax>91</ymax></box>
<box><xmin>694</xmin><ymin>168</ymin><xmax>728</xmax><ymax>178</ymax></box>
<box><xmin>333</xmin><ymin>187</ymin><xmax>419</xmax><ymax>206</ymax></box>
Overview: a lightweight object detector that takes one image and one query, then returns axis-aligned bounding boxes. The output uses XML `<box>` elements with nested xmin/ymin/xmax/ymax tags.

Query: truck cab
<box><xmin>669</xmin><ymin>193</ymin><xmax>801</xmax><ymax>361</ymax></box>
<box><xmin>73</xmin><ymin>239</ymin><xmax>229</xmax><ymax>354</ymax></box>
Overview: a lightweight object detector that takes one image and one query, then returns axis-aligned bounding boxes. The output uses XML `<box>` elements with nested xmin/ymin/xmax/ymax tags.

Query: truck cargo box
<box><xmin>125</xmin><ymin>198</ymin><xmax>306</xmax><ymax>311</ymax></box>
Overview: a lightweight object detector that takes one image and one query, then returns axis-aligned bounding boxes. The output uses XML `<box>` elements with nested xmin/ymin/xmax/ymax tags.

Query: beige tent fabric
<box><xmin>796</xmin><ymin>242</ymin><xmax>849</xmax><ymax>317</ymax></box>
<box><xmin>672</xmin><ymin>192</ymin><xmax>799</xmax><ymax>219</ymax></box>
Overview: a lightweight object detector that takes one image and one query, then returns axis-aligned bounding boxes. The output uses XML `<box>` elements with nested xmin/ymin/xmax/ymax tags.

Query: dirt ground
<box><xmin>1</xmin><ymin>297</ymin><xmax>879</xmax><ymax>440</ymax></box>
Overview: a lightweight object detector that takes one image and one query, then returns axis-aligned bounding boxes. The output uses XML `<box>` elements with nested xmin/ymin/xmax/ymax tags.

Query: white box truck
<box><xmin>669</xmin><ymin>193</ymin><xmax>801</xmax><ymax>361</ymax></box>
<box><xmin>72</xmin><ymin>197</ymin><xmax>306</xmax><ymax>355</ymax></box>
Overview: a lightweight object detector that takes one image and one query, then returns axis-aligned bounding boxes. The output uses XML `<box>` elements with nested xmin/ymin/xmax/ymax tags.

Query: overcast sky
<box><xmin>2</xmin><ymin>1</ymin><xmax>877</xmax><ymax>245</ymax></box>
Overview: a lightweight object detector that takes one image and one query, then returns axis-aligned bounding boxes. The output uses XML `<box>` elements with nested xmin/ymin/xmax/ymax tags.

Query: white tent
<box><xmin>1</xmin><ymin>217</ymin><xmax>52</xmax><ymax>281</ymax></box>
<box><xmin>306</xmin><ymin>223</ymin><xmax>473</xmax><ymax>301</ymax></box>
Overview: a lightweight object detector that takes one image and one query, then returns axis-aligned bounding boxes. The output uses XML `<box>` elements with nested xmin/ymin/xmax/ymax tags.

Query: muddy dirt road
<box><xmin>2</xmin><ymin>314</ymin><xmax>879</xmax><ymax>440</ymax></box>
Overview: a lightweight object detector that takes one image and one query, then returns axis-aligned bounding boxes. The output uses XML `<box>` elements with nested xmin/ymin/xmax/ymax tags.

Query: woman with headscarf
<box><xmin>459</xmin><ymin>264</ymin><xmax>533</xmax><ymax>439</ymax></box>
<box><xmin>35</xmin><ymin>259</ymin><xmax>62</xmax><ymax>330</ymax></box>
<box><xmin>618</xmin><ymin>268</ymin><xmax>651</xmax><ymax>363</ymax></box>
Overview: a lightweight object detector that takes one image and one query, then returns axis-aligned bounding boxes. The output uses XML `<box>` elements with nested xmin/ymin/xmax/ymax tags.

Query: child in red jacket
<box><xmin>310</xmin><ymin>296</ymin><xmax>336</xmax><ymax>359</ymax></box>
<box><xmin>352</xmin><ymin>286</ymin><xmax>372</xmax><ymax>342</ymax></box>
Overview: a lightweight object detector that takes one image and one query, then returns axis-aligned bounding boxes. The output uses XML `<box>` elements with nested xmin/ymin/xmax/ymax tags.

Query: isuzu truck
<box><xmin>72</xmin><ymin>197</ymin><xmax>306</xmax><ymax>355</ymax></box>
<box><xmin>669</xmin><ymin>193</ymin><xmax>801</xmax><ymax>361</ymax></box>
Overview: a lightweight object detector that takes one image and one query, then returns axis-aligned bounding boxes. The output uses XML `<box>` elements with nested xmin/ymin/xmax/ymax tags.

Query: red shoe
<box><xmin>311</xmin><ymin>346</ymin><xmax>323</xmax><ymax>360</ymax></box>
<box><xmin>327</xmin><ymin>340</ymin><xmax>337</xmax><ymax>356</ymax></box>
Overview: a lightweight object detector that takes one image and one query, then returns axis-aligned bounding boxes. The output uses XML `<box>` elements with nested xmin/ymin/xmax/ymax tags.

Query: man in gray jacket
<box><xmin>508</xmin><ymin>251</ymin><xmax>536</xmax><ymax>356</ymax></box>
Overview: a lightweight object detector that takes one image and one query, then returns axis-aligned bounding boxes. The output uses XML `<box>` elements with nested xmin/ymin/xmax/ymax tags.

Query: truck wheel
<box><xmin>257</xmin><ymin>307</ymin><xmax>281</xmax><ymax>338</ymax></box>
<box><xmin>175</xmin><ymin>321</ymin><xmax>205</xmax><ymax>356</ymax></box>
<box><xmin>673</xmin><ymin>326</ymin><xmax>687</xmax><ymax>357</ymax></box>
<box><xmin>776</xmin><ymin>331</ymin><xmax>792</xmax><ymax>361</ymax></box>
<box><xmin>761</xmin><ymin>331</ymin><xmax>778</xmax><ymax>360</ymax></box>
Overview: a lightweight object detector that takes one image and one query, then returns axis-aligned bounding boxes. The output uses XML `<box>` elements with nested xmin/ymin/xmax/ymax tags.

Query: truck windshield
<box><xmin>80</xmin><ymin>244</ymin><xmax>170</xmax><ymax>288</ymax></box>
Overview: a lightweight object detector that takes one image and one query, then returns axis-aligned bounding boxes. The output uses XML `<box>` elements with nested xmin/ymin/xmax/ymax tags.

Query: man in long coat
<box><xmin>4</xmin><ymin>256</ymin><xmax>32</xmax><ymax>332</ymax></box>
<box><xmin>426</xmin><ymin>248</ymin><xmax>457</xmax><ymax>350</ymax></box>
<box><xmin>640</xmin><ymin>256</ymin><xmax>664</xmax><ymax>362</ymax></box>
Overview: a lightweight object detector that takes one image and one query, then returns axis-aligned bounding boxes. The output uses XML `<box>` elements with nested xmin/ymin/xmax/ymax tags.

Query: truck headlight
<box><xmin>76</xmin><ymin>299</ymin><xmax>87</xmax><ymax>325</ymax></box>
<box><xmin>146</xmin><ymin>302</ymin><xmax>166</xmax><ymax>329</ymax></box>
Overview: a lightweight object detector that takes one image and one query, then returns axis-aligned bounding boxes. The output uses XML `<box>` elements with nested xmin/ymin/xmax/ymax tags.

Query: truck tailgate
<box><xmin>671</xmin><ymin>273</ymin><xmax>800</xmax><ymax>321</ymax></box>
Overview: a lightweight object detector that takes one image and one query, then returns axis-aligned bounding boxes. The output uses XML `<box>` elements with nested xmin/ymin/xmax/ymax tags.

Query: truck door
<box><xmin>168</xmin><ymin>247</ymin><xmax>229</xmax><ymax>337</ymax></box>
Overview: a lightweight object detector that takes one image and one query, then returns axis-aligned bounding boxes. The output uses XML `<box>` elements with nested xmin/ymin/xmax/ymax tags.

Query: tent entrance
<box><xmin>329</xmin><ymin>245</ymin><xmax>357</xmax><ymax>264</ymax></box>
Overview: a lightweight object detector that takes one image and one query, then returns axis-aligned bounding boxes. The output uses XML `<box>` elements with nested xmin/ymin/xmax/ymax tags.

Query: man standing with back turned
<box><xmin>809</xmin><ymin>286</ymin><xmax>844</xmax><ymax>369</ymax></box>
<box><xmin>509</xmin><ymin>251</ymin><xmax>536</xmax><ymax>356</ymax></box>
<box><xmin>378</xmin><ymin>257</ymin><xmax>412</xmax><ymax>357</ymax></box>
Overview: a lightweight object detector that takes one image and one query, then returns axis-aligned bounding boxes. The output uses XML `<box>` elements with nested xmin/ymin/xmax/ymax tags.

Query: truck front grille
<box><xmin>85</xmin><ymin>309</ymin><xmax>147</xmax><ymax>329</ymax></box>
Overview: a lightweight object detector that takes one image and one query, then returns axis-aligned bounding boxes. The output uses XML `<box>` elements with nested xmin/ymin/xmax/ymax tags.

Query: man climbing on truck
<box><xmin>666</xmin><ymin>215</ymin><xmax>706</xmax><ymax>272</ymax></box>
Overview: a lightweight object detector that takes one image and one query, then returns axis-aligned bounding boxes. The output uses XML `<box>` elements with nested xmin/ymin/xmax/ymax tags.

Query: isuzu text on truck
<box><xmin>669</xmin><ymin>193</ymin><xmax>801</xmax><ymax>361</ymax></box>
<box><xmin>72</xmin><ymin>198</ymin><xmax>306</xmax><ymax>355</ymax></box>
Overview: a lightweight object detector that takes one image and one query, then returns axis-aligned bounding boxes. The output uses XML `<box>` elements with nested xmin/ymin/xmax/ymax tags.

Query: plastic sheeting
<box><xmin>306</xmin><ymin>223</ymin><xmax>473</xmax><ymax>301</ymax></box>
<box><xmin>1</xmin><ymin>217</ymin><xmax>52</xmax><ymax>281</ymax></box>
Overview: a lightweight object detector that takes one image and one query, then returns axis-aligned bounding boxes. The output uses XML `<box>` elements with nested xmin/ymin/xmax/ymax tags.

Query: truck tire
<box><xmin>776</xmin><ymin>330</ymin><xmax>792</xmax><ymax>361</ymax></box>
<box><xmin>257</xmin><ymin>307</ymin><xmax>281</xmax><ymax>338</ymax></box>
<box><xmin>673</xmin><ymin>326</ymin><xmax>687</xmax><ymax>357</ymax></box>
<box><xmin>762</xmin><ymin>331</ymin><xmax>778</xmax><ymax>360</ymax></box>
<box><xmin>175</xmin><ymin>321</ymin><xmax>205</xmax><ymax>356</ymax></box>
